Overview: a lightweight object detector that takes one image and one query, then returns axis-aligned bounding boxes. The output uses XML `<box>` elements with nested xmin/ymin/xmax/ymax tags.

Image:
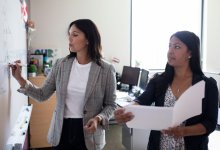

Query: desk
<box><xmin>115</xmin><ymin>90</ymin><xmax>135</xmax><ymax>107</ymax></box>
<box><xmin>115</xmin><ymin>90</ymin><xmax>150</xmax><ymax>150</ymax></box>
<box><xmin>122</xmin><ymin>124</ymin><xmax>150</xmax><ymax>150</ymax></box>
<box><xmin>28</xmin><ymin>75</ymin><xmax>56</xmax><ymax>148</ymax></box>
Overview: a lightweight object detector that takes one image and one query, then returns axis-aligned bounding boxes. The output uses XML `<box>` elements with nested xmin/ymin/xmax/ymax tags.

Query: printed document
<box><xmin>125</xmin><ymin>80</ymin><xmax>205</xmax><ymax>130</ymax></box>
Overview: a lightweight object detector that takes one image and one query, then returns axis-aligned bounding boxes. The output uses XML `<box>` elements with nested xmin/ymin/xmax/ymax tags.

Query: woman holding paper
<box><xmin>114</xmin><ymin>31</ymin><xmax>219</xmax><ymax>150</ymax></box>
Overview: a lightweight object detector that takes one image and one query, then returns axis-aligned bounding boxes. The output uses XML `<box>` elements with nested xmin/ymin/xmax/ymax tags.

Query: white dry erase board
<box><xmin>0</xmin><ymin>0</ymin><xmax>28</xmax><ymax>149</ymax></box>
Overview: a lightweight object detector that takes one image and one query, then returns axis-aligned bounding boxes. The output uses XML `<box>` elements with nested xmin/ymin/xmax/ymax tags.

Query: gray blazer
<box><xmin>20</xmin><ymin>56</ymin><xmax>117</xmax><ymax>150</ymax></box>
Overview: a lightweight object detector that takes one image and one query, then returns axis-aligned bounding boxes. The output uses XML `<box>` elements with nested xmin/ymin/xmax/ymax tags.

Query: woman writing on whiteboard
<box><xmin>114</xmin><ymin>31</ymin><xmax>219</xmax><ymax>150</ymax></box>
<box><xmin>10</xmin><ymin>19</ymin><xmax>117</xmax><ymax>150</ymax></box>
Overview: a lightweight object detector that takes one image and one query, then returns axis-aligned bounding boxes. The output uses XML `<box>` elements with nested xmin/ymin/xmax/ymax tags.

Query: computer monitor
<box><xmin>120</xmin><ymin>66</ymin><xmax>140</xmax><ymax>92</ymax></box>
<box><xmin>139</xmin><ymin>69</ymin><xmax>149</xmax><ymax>90</ymax></box>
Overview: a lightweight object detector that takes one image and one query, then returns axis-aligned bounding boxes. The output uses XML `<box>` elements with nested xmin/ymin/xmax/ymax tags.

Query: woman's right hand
<box><xmin>9</xmin><ymin>60</ymin><xmax>26</xmax><ymax>87</ymax></box>
<box><xmin>114</xmin><ymin>107</ymin><xmax>134</xmax><ymax>124</ymax></box>
<box><xmin>10</xmin><ymin>60</ymin><xmax>22</xmax><ymax>79</ymax></box>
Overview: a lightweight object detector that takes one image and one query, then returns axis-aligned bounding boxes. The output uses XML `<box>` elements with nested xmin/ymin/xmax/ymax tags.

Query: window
<box><xmin>132</xmin><ymin>0</ymin><xmax>202</xmax><ymax>69</ymax></box>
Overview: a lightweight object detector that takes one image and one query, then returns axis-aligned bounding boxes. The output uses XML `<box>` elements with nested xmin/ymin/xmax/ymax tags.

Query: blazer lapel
<box><xmin>84</xmin><ymin>62</ymin><xmax>101</xmax><ymax>102</ymax></box>
<box><xmin>60</xmin><ymin>57</ymin><xmax>74</xmax><ymax>101</ymax></box>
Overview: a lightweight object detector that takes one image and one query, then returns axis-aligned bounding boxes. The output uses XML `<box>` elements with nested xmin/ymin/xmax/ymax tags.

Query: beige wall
<box><xmin>30</xmin><ymin>0</ymin><xmax>131</xmax><ymax>73</ymax></box>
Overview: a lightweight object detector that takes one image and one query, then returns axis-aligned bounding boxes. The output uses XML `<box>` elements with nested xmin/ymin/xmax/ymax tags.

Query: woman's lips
<box><xmin>168</xmin><ymin>56</ymin><xmax>175</xmax><ymax>61</ymax></box>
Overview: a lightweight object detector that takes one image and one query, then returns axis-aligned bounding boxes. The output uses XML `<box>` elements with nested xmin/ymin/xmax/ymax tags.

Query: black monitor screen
<box><xmin>139</xmin><ymin>69</ymin><xmax>149</xmax><ymax>90</ymax></box>
<box><xmin>120</xmin><ymin>66</ymin><xmax>140</xmax><ymax>87</ymax></box>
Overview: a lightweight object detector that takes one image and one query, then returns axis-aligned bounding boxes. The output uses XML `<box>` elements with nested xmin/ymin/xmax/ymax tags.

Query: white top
<box><xmin>64</xmin><ymin>59</ymin><xmax>91</xmax><ymax>118</ymax></box>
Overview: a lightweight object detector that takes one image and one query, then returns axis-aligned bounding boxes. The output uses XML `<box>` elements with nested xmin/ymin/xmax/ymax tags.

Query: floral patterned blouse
<box><xmin>159</xmin><ymin>86</ymin><xmax>185</xmax><ymax>150</ymax></box>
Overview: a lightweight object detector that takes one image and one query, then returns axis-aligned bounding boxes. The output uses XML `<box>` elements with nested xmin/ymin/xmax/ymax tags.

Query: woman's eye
<box><xmin>175</xmin><ymin>45</ymin><xmax>180</xmax><ymax>49</ymax></box>
<box><xmin>70</xmin><ymin>34</ymin><xmax>78</xmax><ymax>37</ymax></box>
<box><xmin>168</xmin><ymin>44</ymin><xmax>181</xmax><ymax>49</ymax></box>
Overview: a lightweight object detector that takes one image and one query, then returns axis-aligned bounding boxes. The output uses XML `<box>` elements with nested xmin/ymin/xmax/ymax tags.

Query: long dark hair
<box><xmin>68</xmin><ymin>19</ymin><xmax>102</xmax><ymax>66</ymax></box>
<box><xmin>153</xmin><ymin>31</ymin><xmax>203</xmax><ymax>97</ymax></box>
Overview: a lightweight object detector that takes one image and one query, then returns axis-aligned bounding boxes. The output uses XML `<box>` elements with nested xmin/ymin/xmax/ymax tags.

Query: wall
<box><xmin>29</xmin><ymin>0</ymin><xmax>220</xmax><ymax>74</ymax></box>
<box><xmin>29</xmin><ymin>0</ymin><xmax>131</xmax><ymax>73</ymax></box>
<box><xmin>0</xmin><ymin>0</ymin><xmax>28</xmax><ymax>149</ymax></box>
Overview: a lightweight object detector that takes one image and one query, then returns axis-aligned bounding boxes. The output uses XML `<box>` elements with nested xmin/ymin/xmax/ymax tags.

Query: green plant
<box><xmin>28</xmin><ymin>64</ymin><xmax>37</xmax><ymax>73</ymax></box>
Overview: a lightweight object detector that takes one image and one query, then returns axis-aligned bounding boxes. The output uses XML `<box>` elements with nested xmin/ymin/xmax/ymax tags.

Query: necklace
<box><xmin>177</xmin><ymin>88</ymin><xmax>180</xmax><ymax>93</ymax></box>
<box><xmin>172</xmin><ymin>75</ymin><xmax>192</xmax><ymax>98</ymax></box>
<box><xmin>175</xmin><ymin>83</ymin><xmax>190</xmax><ymax>95</ymax></box>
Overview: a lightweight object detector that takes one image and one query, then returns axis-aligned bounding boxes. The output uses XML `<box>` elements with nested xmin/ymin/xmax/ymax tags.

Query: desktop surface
<box><xmin>116</xmin><ymin>90</ymin><xmax>136</xmax><ymax>107</ymax></box>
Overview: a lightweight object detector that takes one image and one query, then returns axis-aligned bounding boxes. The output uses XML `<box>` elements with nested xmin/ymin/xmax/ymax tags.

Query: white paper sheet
<box><xmin>125</xmin><ymin>80</ymin><xmax>205</xmax><ymax>130</ymax></box>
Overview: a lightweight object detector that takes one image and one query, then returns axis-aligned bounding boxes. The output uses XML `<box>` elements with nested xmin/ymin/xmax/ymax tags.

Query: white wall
<box><xmin>30</xmin><ymin>0</ymin><xmax>131</xmax><ymax>73</ymax></box>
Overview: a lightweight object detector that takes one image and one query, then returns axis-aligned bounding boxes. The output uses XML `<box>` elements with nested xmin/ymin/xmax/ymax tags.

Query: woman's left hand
<box><xmin>84</xmin><ymin>117</ymin><xmax>99</xmax><ymax>134</ymax></box>
<box><xmin>162</xmin><ymin>126</ymin><xmax>185</xmax><ymax>138</ymax></box>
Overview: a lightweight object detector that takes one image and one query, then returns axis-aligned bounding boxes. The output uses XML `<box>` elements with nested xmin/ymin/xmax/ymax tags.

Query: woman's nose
<box><xmin>69</xmin><ymin>36</ymin><xmax>72</xmax><ymax>42</ymax></box>
<box><xmin>168</xmin><ymin>46</ymin><xmax>175</xmax><ymax>53</ymax></box>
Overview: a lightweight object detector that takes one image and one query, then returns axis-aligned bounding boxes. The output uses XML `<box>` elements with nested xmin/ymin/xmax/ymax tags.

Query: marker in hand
<box><xmin>9</xmin><ymin>62</ymin><xmax>27</xmax><ymax>67</ymax></box>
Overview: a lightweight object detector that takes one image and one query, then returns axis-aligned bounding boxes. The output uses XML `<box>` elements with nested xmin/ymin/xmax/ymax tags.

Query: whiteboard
<box><xmin>0</xmin><ymin>0</ymin><xmax>28</xmax><ymax>149</ymax></box>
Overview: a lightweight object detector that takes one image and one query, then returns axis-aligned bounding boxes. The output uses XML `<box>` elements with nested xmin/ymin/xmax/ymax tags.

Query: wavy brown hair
<box><xmin>68</xmin><ymin>19</ymin><xmax>102</xmax><ymax>66</ymax></box>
